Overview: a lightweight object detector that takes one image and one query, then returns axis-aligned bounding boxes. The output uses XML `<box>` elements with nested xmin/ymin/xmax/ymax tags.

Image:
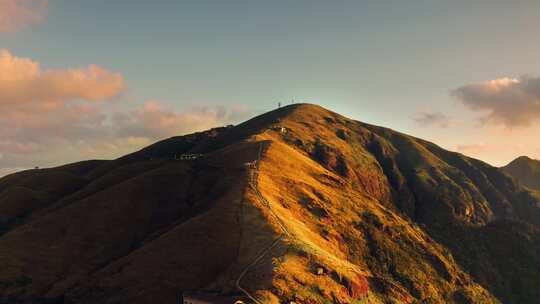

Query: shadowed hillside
<box><xmin>502</xmin><ymin>156</ymin><xmax>540</xmax><ymax>191</ymax></box>
<box><xmin>0</xmin><ymin>104</ymin><xmax>539</xmax><ymax>304</ymax></box>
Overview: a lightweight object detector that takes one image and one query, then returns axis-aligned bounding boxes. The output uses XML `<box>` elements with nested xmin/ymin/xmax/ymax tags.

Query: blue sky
<box><xmin>1</xmin><ymin>0</ymin><xmax>540</xmax><ymax>174</ymax></box>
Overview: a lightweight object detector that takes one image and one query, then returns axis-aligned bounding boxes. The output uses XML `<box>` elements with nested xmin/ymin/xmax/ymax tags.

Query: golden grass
<box><xmin>234</xmin><ymin>107</ymin><xmax>499</xmax><ymax>303</ymax></box>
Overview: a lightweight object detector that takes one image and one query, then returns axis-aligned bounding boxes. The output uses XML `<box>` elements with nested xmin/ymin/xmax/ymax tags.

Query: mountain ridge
<box><xmin>0</xmin><ymin>103</ymin><xmax>539</xmax><ymax>304</ymax></box>
<box><xmin>502</xmin><ymin>155</ymin><xmax>540</xmax><ymax>191</ymax></box>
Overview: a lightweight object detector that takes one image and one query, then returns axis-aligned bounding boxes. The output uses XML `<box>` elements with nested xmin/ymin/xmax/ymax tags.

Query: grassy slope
<box><xmin>0</xmin><ymin>160</ymin><xmax>106</xmax><ymax>235</ymax></box>
<box><xmin>241</xmin><ymin>106</ymin><xmax>500</xmax><ymax>303</ymax></box>
<box><xmin>254</xmin><ymin>136</ymin><xmax>495</xmax><ymax>303</ymax></box>
<box><xmin>502</xmin><ymin>156</ymin><xmax>540</xmax><ymax>190</ymax></box>
<box><xmin>0</xmin><ymin>130</ymin><xmax>267</xmax><ymax>303</ymax></box>
<box><xmin>0</xmin><ymin>104</ymin><xmax>538</xmax><ymax>303</ymax></box>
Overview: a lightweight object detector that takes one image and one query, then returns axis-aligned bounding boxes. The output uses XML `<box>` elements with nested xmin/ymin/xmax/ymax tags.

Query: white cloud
<box><xmin>453</xmin><ymin>76</ymin><xmax>540</xmax><ymax>127</ymax></box>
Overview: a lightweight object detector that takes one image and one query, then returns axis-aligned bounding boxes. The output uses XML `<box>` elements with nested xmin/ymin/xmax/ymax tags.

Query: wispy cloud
<box><xmin>412</xmin><ymin>111</ymin><xmax>450</xmax><ymax>128</ymax></box>
<box><xmin>0</xmin><ymin>0</ymin><xmax>48</xmax><ymax>33</ymax></box>
<box><xmin>453</xmin><ymin>76</ymin><xmax>540</xmax><ymax>127</ymax></box>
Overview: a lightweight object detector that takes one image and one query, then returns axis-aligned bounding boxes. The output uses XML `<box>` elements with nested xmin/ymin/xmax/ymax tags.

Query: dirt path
<box><xmin>235</xmin><ymin>142</ymin><xmax>290</xmax><ymax>304</ymax></box>
<box><xmin>235</xmin><ymin>141</ymin><xmax>364</xmax><ymax>303</ymax></box>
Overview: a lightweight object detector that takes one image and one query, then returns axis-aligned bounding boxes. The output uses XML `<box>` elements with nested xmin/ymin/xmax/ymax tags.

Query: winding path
<box><xmin>235</xmin><ymin>142</ymin><xmax>290</xmax><ymax>304</ymax></box>
<box><xmin>235</xmin><ymin>141</ymin><xmax>362</xmax><ymax>303</ymax></box>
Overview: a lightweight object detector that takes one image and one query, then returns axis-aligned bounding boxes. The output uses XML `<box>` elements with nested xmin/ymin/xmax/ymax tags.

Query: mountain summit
<box><xmin>0</xmin><ymin>104</ymin><xmax>539</xmax><ymax>304</ymax></box>
<box><xmin>502</xmin><ymin>156</ymin><xmax>540</xmax><ymax>191</ymax></box>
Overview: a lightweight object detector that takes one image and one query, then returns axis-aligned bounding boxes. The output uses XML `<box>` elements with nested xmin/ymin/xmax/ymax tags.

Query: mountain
<box><xmin>0</xmin><ymin>104</ymin><xmax>539</xmax><ymax>304</ymax></box>
<box><xmin>502</xmin><ymin>156</ymin><xmax>540</xmax><ymax>190</ymax></box>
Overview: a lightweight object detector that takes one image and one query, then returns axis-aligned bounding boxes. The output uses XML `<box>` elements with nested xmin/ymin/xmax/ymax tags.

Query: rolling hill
<box><xmin>502</xmin><ymin>156</ymin><xmax>540</xmax><ymax>191</ymax></box>
<box><xmin>0</xmin><ymin>104</ymin><xmax>539</xmax><ymax>304</ymax></box>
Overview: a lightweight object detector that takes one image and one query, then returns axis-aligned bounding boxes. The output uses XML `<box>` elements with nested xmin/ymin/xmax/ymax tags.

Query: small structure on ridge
<box><xmin>175</xmin><ymin>153</ymin><xmax>204</xmax><ymax>161</ymax></box>
<box><xmin>270</xmin><ymin>126</ymin><xmax>287</xmax><ymax>134</ymax></box>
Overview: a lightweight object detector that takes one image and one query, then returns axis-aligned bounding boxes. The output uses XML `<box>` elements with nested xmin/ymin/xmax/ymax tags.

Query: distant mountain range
<box><xmin>502</xmin><ymin>156</ymin><xmax>540</xmax><ymax>191</ymax></box>
<box><xmin>0</xmin><ymin>104</ymin><xmax>539</xmax><ymax>304</ymax></box>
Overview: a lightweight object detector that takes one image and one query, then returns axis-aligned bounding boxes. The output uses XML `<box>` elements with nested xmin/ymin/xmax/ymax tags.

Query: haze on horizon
<box><xmin>1</xmin><ymin>0</ymin><xmax>540</xmax><ymax>176</ymax></box>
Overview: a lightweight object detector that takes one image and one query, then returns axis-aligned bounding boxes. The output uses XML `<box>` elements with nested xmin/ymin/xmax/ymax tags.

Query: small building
<box><xmin>182</xmin><ymin>292</ymin><xmax>245</xmax><ymax>304</ymax></box>
<box><xmin>244</xmin><ymin>161</ymin><xmax>257</xmax><ymax>169</ymax></box>
<box><xmin>270</xmin><ymin>126</ymin><xmax>287</xmax><ymax>134</ymax></box>
<box><xmin>175</xmin><ymin>153</ymin><xmax>204</xmax><ymax>160</ymax></box>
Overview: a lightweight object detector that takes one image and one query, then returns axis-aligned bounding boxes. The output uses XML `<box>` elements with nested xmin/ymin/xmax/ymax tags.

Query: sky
<box><xmin>1</xmin><ymin>0</ymin><xmax>540</xmax><ymax>176</ymax></box>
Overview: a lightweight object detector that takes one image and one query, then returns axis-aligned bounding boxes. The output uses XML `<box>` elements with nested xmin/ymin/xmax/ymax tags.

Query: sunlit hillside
<box><xmin>0</xmin><ymin>104</ymin><xmax>539</xmax><ymax>304</ymax></box>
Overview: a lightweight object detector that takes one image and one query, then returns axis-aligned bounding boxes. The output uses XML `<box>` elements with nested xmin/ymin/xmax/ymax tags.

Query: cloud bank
<box><xmin>0</xmin><ymin>50</ymin><xmax>249</xmax><ymax>176</ymax></box>
<box><xmin>0</xmin><ymin>0</ymin><xmax>48</xmax><ymax>32</ymax></box>
<box><xmin>112</xmin><ymin>101</ymin><xmax>247</xmax><ymax>139</ymax></box>
<box><xmin>453</xmin><ymin>76</ymin><xmax>540</xmax><ymax>127</ymax></box>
